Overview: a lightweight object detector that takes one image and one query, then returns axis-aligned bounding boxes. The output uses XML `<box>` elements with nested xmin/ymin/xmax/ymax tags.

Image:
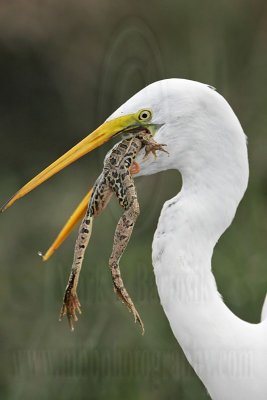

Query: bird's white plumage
<box><xmin>109</xmin><ymin>79</ymin><xmax>267</xmax><ymax>400</ymax></box>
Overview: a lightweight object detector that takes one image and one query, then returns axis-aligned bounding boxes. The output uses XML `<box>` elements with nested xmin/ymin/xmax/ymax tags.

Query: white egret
<box><xmin>2</xmin><ymin>79</ymin><xmax>267</xmax><ymax>399</ymax></box>
<box><xmin>116</xmin><ymin>79</ymin><xmax>267</xmax><ymax>400</ymax></box>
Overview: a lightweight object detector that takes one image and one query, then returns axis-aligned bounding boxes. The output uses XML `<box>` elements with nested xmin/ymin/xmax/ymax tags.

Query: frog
<box><xmin>59</xmin><ymin>130</ymin><xmax>168</xmax><ymax>333</ymax></box>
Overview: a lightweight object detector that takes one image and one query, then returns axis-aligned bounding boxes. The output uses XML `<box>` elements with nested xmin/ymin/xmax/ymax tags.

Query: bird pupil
<box><xmin>142</xmin><ymin>113</ymin><xmax>147</xmax><ymax>119</ymax></box>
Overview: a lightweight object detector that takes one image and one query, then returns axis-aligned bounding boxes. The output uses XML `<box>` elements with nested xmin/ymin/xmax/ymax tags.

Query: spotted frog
<box><xmin>59</xmin><ymin>131</ymin><xmax>168</xmax><ymax>333</ymax></box>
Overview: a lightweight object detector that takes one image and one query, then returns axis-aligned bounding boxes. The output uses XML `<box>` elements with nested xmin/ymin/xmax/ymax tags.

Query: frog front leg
<box><xmin>108</xmin><ymin>170</ymin><xmax>144</xmax><ymax>334</ymax></box>
<box><xmin>60</xmin><ymin>176</ymin><xmax>112</xmax><ymax>331</ymax></box>
<box><xmin>138</xmin><ymin>132</ymin><xmax>169</xmax><ymax>159</ymax></box>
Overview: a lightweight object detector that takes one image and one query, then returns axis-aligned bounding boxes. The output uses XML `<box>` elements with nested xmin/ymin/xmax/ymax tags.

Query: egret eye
<box><xmin>138</xmin><ymin>109</ymin><xmax>152</xmax><ymax>122</ymax></box>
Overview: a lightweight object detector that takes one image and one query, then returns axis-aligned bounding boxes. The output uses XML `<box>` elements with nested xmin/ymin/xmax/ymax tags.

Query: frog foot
<box><xmin>143</xmin><ymin>142</ymin><xmax>169</xmax><ymax>160</ymax></box>
<box><xmin>113</xmin><ymin>284</ymin><xmax>145</xmax><ymax>335</ymax></box>
<box><xmin>110</xmin><ymin>265</ymin><xmax>144</xmax><ymax>334</ymax></box>
<box><xmin>59</xmin><ymin>286</ymin><xmax>82</xmax><ymax>331</ymax></box>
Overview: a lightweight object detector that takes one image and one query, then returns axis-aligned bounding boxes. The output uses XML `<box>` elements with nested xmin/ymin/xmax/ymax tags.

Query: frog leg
<box><xmin>60</xmin><ymin>175</ymin><xmax>112</xmax><ymax>331</ymax></box>
<box><xmin>108</xmin><ymin>170</ymin><xmax>144</xmax><ymax>334</ymax></box>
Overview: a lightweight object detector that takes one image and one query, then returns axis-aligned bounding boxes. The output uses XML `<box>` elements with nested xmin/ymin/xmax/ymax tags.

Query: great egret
<box><xmin>2</xmin><ymin>79</ymin><xmax>267</xmax><ymax>400</ymax></box>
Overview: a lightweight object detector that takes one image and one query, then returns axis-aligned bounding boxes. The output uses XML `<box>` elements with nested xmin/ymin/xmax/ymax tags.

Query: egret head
<box><xmin>106</xmin><ymin>79</ymin><xmax>216</xmax><ymax>177</ymax></box>
<box><xmin>107</xmin><ymin>79</ymin><xmax>248</xmax><ymax>182</ymax></box>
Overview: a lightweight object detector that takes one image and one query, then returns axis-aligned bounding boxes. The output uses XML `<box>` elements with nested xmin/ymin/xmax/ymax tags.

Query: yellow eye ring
<box><xmin>138</xmin><ymin>109</ymin><xmax>152</xmax><ymax>122</ymax></box>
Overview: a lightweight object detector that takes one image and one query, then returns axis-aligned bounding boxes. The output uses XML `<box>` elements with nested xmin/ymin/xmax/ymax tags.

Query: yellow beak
<box><xmin>40</xmin><ymin>189</ymin><xmax>92</xmax><ymax>261</ymax></box>
<box><xmin>1</xmin><ymin>112</ymin><xmax>142</xmax><ymax>212</ymax></box>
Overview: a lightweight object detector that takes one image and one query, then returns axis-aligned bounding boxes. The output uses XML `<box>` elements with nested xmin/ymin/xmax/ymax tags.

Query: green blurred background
<box><xmin>0</xmin><ymin>1</ymin><xmax>267</xmax><ymax>399</ymax></box>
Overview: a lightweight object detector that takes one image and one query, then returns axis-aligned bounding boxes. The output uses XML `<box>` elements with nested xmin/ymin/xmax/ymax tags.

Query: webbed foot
<box><xmin>110</xmin><ymin>263</ymin><xmax>144</xmax><ymax>334</ymax></box>
<box><xmin>59</xmin><ymin>286</ymin><xmax>82</xmax><ymax>331</ymax></box>
<box><xmin>143</xmin><ymin>141</ymin><xmax>169</xmax><ymax>160</ymax></box>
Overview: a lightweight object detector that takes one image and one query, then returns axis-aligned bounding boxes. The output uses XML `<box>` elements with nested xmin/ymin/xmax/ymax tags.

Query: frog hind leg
<box><xmin>108</xmin><ymin>170</ymin><xmax>144</xmax><ymax>334</ymax></box>
<box><xmin>60</xmin><ymin>175</ymin><xmax>112</xmax><ymax>331</ymax></box>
